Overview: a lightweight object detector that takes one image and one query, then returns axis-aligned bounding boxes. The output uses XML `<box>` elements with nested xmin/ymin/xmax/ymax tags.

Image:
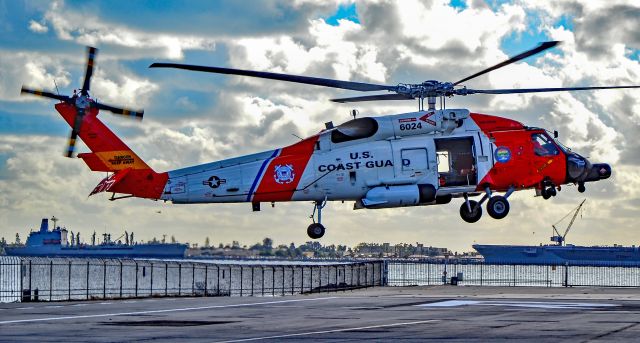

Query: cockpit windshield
<box><xmin>531</xmin><ymin>132</ymin><xmax>560</xmax><ymax>156</ymax></box>
<box><xmin>331</xmin><ymin>117</ymin><xmax>379</xmax><ymax>143</ymax></box>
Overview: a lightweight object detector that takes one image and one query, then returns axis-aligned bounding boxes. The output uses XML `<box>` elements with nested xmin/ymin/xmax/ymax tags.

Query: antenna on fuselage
<box><xmin>351</xmin><ymin>109</ymin><xmax>358</xmax><ymax>119</ymax></box>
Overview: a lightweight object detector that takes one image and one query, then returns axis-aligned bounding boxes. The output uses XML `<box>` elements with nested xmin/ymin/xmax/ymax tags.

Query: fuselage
<box><xmin>158</xmin><ymin>109</ymin><xmax>610</xmax><ymax>209</ymax></box>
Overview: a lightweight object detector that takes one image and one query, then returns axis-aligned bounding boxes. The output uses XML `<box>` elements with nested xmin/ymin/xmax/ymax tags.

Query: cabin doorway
<box><xmin>435</xmin><ymin>137</ymin><xmax>477</xmax><ymax>187</ymax></box>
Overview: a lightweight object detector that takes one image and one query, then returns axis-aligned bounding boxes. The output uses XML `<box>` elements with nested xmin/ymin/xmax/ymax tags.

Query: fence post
<box><xmin>272</xmin><ymin>267</ymin><xmax>275</xmax><ymax>296</ymax></box>
<box><xmin>28</xmin><ymin>260</ymin><xmax>32</xmax><ymax>300</ymax></box>
<box><xmin>119</xmin><ymin>261</ymin><xmax>123</xmax><ymax>298</ymax></box>
<box><xmin>301</xmin><ymin>266</ymin><xmax>304</xmax><ymax>294</ymax></box>
<box><xmin>103</xmin><ymin>261</ymin><xmax>106</xmax><ymax>299</ymax></box>
<box><xmin>240</xmin><ymin>266</ymin><xmax>244</xmax><ymax>297</ymax></box>
<box><xmin>281</xmin><ymin>266</ymin><xmax>285</xmax><ymax>296</ymax></box>
<box><xmin>192</xmin><ymin>264</ymin><xmax>195</xmax><ymax>296</ymax></box>
<box><xmin>261</xmin><ymin>266</ymin><xmax>265</xmax><ymax>297</ymax></box>
<box><xmin>150</xmin><ymin>263</ymin><xmax>154</xmax><ymax>296</ymax></box>
<box><xmin>563</xmin><ymin>263</ymin><xmax>569</xmax><ymax>287</ymax></box>
<box><xmin>165</xmin><ymin>263</ymin><xmax>168</xmax><ymax>296</ymax></box>
<box><xmin>68</xmin><ymin>260</ymin><xmax>72</xmax><ymax>300</ymax></box>
<box><xmin>216</xmin><ymin>265</ymin><xmax>220</xmax><ymax>295</ymax></box>
<box><xmin>365</xmin><ymin>263</ymin><xmax>369</xmax><ymax>288</ymax></box>
<box><xmin>135</xmin><ymin>262</ymin><xmax>139</xmax><ymax>298</ymax></box>
<box><xmin>178</xmin><ymin>263</ymin><xmax>182</xmax><ymax>296</ymax></box>
<box><xmin>204</xmin><ymin>265</ymin><xmax>208</xmax><ymax>297</ymax></box>
<box><xmin>20</xmin><ymin>259</ymin><xmax>23</xmax><ymax>303</ymax></box>
<box><xmin>291</xmin><ymin>266</ymin><xmax>295</xmax><ymax>295</ymax></box>
<box><xmin>50</xmin><ymin>261</ymin><xmax>53</xmax><ymax>301</ymax></box>
<box><xmin>86</xmin><ymin>261</ymin><xmax>90</xmax><ymax>300</ymax></box>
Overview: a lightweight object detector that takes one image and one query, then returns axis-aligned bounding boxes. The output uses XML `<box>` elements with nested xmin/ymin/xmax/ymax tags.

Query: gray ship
<box><xmin>5</xmin><ymin>217</ymin><xmax>187</xmax><ymax>258</ymax></box>
<box><xmin>473</xmin><ymin>200</ymin><xmax>640</xmax><ymax>266</ymax></box>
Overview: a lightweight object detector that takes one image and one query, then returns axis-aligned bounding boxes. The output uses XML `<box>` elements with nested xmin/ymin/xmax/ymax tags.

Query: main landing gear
<box><xmin>307</xmin><ymin>198</ymin><xmax>327</xmax><ymax>239</ymax></box>
<box><xmin>459</xmin><ymin>186</ymin><xmax>514</xmax><ymax>223</ymax></box>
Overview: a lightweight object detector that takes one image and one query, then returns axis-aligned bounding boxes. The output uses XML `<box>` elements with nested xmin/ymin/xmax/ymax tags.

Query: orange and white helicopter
<box><xmin>21</xmin><ymin>42</ymin><xmax>639</xmax><ymax>239</ymax></box>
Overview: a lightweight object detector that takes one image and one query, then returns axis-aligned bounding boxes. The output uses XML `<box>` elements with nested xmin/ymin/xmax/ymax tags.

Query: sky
<box><xmin>0</xmin><ymin>0</ymin><xmax>639</xmax><ymax>252</ymax></box>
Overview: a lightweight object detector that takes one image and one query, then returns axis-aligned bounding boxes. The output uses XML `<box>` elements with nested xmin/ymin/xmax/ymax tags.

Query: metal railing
<box><xmin>0</xmin><ymin>257</ymin><xmax>383</xmax><ymax>303</ymax></box>
<box><xmin>385</xmin><ymin>260</ymin><xmax>640</xmax><ymax>287</ymax></box>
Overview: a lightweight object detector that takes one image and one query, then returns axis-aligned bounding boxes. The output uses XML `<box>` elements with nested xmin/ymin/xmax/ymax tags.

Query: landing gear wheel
<box><xmin>460</xmin><ymin>200</ymin><xmax>482</xmax><ymax>223</ymax></box>
<box><xmin>487</xmin><ymin>195</ymin><xmax>510</xmax><ymax>220</ymax></box>
<box><xmin>578</xmin><ymin>182</ymin><xmax>586</xmax><ymax>193</ymax></box>
<box><xmin>542</xmin><ymin>188</ymin><xmax>551</xmax><ymax>200</ymax></box>
<box><xmin>307</xmin><ymin>223</ymin><xmax>325</xmax><ymax>239</ymax></box>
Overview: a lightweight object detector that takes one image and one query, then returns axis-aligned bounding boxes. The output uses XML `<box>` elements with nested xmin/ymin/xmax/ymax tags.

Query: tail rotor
<box><xmin>20</xmin><ymin>46</ymin><xmax>145</xmax><ymax>158</ymax></box>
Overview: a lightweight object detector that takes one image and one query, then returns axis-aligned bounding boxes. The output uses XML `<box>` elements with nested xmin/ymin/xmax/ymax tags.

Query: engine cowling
<box><xmin>360</xmin><ymin>184</ymin><xmax>436</xmax><ymax>209</ymax></box>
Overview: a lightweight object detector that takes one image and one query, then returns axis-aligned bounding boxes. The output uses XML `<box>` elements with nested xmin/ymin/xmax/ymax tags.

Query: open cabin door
<box><xmin>435</xmin><ymin>137</ymin><xmax>478</xmax><ymax>187</ymax></box>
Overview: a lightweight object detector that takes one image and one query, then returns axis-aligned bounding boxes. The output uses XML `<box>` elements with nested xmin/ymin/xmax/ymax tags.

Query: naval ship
<box><xmin>4</xmin><ymin>217</ymin><xmax>187</xmax><ymax>258</ymax></box>
<box><xmin>473</xmin><ymin>200</ymin><xmax>640</xmax><ymax>266</ymax></box>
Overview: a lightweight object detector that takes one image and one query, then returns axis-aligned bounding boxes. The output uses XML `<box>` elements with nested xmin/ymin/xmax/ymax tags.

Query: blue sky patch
<box><xmin>626</xmin><ymin>48</ymin><xmax>640</xmax><ymax>62</ymax></box>
<box><xmin>449</xmin><ymin>0</ymin><xmax>467</xmax><ymax>11</ymax></box>
<box><xmin>325</xmin><ymin>3</ymin><xmax>359</xmax><ymax>26</ymax></box>
<box><xmin>554</xmin><ymin>14</ymin><xmax>574</xmax><ymax>31</ymax></box>
<box><xmin>500</xmin><ymin>11</ymin><xmax>555</xmax><ymax>62</ymax></box>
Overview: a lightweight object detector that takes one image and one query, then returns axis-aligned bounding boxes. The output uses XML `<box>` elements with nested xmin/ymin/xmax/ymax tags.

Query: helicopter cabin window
<box><xmin>532</xmin><ymin>133</ymin><xmax>559</xmax><ymax>157</ymax></box>
<box><xmin>437</xmin><ymin>152</ymin><xmax>450</xmax><ymax>173</ymax></box>
<box><xmin>331</xmin><ymin>117</ymin><xmax>378</xmax><ymax>144</ymax></box>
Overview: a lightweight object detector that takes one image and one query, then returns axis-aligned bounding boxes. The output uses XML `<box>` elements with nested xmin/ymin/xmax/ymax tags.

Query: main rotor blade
<box><xmin>95</xmin><ymin>102</ymin><xmax>144</xmax><ymax>119</ymax></box>
<box><xmin>81</xmin><ymin>46</ymin><xmax>98</xmax><ymax>96</ymax></box>
<box><xmin>460</xmin><ymin>85</ymin><xmax>640</xmax><ymax>95</ymax></box>
<box><xmin>21</xmin><ymin>87</ymin><xmax>71</xmax><ymax>102</ymax></box>
<box><xmin>453</xmin><ymin>41</ymin><xmax>560</xmax><ymax>86</ymax></box>
<box><xmin>331</xmin><ymin>93</ymin><xmax>413</xmax><ymax>103</ymax></box>
<box><xmin>149</xmin><ymin>63</ymin><xmax>396</xmax><ymax>92</ymax></box>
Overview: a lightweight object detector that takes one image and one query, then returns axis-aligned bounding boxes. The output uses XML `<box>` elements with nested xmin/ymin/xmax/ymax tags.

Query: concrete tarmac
<box><xmin>1</xmin><ymin>286</ymin><xmax>640</xmax><ymax>342</ymax></box>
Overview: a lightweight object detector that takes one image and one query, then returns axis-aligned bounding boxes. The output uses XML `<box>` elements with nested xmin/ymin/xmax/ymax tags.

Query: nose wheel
<box><xmin>307</xmin><ymin>198</ymin><xmax>327</xmax><ymax>239</ymax></box>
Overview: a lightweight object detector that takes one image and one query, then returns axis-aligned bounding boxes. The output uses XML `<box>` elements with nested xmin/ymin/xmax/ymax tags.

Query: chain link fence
<box><xmin>385</xmin><ymin>260</ymin><xmax>640</xmax><ymax>287</ymax></box>
<box><xmin>0</xmin><ymin>257</ymin><xmax>383</xmax><ymax>303</ymax></box>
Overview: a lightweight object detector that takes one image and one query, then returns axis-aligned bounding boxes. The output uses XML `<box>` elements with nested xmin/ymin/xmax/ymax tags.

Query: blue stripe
<box><xmin>246</xmin><ymin>149</ymin><xmax>279</xmax><ymax>202</ymax></box>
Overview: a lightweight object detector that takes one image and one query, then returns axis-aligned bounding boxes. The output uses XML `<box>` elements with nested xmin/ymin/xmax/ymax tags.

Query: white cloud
<box><xmin>28</xmin><ymin>19</ymin><xmax>48</xmax><ymax>33</ymax></box>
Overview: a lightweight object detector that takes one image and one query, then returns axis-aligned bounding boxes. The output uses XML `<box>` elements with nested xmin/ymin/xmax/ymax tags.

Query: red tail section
<box><xmin>55</xmin><ymin>103</ymin><xmax>168</xmax><ymax>199</ymax></box>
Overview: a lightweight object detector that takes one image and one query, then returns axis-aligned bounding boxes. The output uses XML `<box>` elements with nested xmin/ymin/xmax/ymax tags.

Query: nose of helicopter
<box><xmin>584</xmin><ymin>163</ymin><xmax>612</xmax><ymax>182</ymax></box>
<box><xmin>566</xmin><ymin>153</ymin><xmax>611</xmax><ymax>184</ymax></box>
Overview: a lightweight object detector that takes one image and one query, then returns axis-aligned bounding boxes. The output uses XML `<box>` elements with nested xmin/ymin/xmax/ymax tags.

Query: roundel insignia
<box><xmin>494</xmin><ymin>147</ymin><xmax>511</xmax><ymax>163</ymax></box>
<box><xmin>274</xmin><ymin>164</ymin><xmax>295</xmax><ymax>184</ymax></box>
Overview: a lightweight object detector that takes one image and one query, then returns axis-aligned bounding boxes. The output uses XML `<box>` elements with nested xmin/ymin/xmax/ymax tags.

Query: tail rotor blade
<box><xmin>95</xmin><ymin>102</ymin><xmax>144</xmax><ymax>119</ymax></box>
<box><xmin>65</xmin><ymin>129</ymin><xmax>79</xmax><ymax>158</ymax></box>
<box><xmin>81</xmin><ymin>47</ymin><xmax>98</xmax><ymax>96</ymax></box>
<box><xmin>21</xmin><ymin>86</ymin><xmax>71</xmax><ymax>102</ymax></box>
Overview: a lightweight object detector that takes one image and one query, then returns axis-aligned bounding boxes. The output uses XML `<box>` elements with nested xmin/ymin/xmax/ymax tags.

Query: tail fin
<box><xmin>56</xmin><ymin>103</ymin><xmax>168</xmax><ymax>199</ymax></box>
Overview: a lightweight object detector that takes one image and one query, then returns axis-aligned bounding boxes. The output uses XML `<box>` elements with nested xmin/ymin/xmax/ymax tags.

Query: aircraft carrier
<box><xmin>4</xmin><ymin>218</ymin><xmax>187</xmax><ymax>259</ymax></box>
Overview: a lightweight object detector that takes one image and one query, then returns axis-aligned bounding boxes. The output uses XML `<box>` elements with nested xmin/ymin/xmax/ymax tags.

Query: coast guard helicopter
<box><xmin>21</xmin><ymin>42</ymin><xmax>639</xmax><ymax>239</ymax></box>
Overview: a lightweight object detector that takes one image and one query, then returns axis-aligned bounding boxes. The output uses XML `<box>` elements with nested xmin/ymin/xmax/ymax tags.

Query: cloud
<box><xmin>28</xmin><ymin>19</ymin><xmax>48</xmax><ymax>33</ymax></box>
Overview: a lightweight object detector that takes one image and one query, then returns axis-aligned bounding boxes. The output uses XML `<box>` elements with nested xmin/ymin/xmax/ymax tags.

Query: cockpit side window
<box><xmin>532</xmin><ymin>133</ymin><xmax>559</xmax><ymax>156</ymax></box>
<box><xmin>331</xmin><ymin>117</ymin><xmax>379</xmax><ymax>144</ymax></box>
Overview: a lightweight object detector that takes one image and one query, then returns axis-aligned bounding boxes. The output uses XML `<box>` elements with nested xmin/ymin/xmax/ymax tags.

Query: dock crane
<box><xmin>551</xmin><ymin>199</ymin><xmax>586</xmax><ymax>246</ymax></box>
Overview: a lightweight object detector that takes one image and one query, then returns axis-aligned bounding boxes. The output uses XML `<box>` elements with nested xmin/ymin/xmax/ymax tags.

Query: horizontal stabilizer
<box><xmin>89</xmin><ymin>168</ymin><xmax>132</xmax><ymax>196</ymax></box>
